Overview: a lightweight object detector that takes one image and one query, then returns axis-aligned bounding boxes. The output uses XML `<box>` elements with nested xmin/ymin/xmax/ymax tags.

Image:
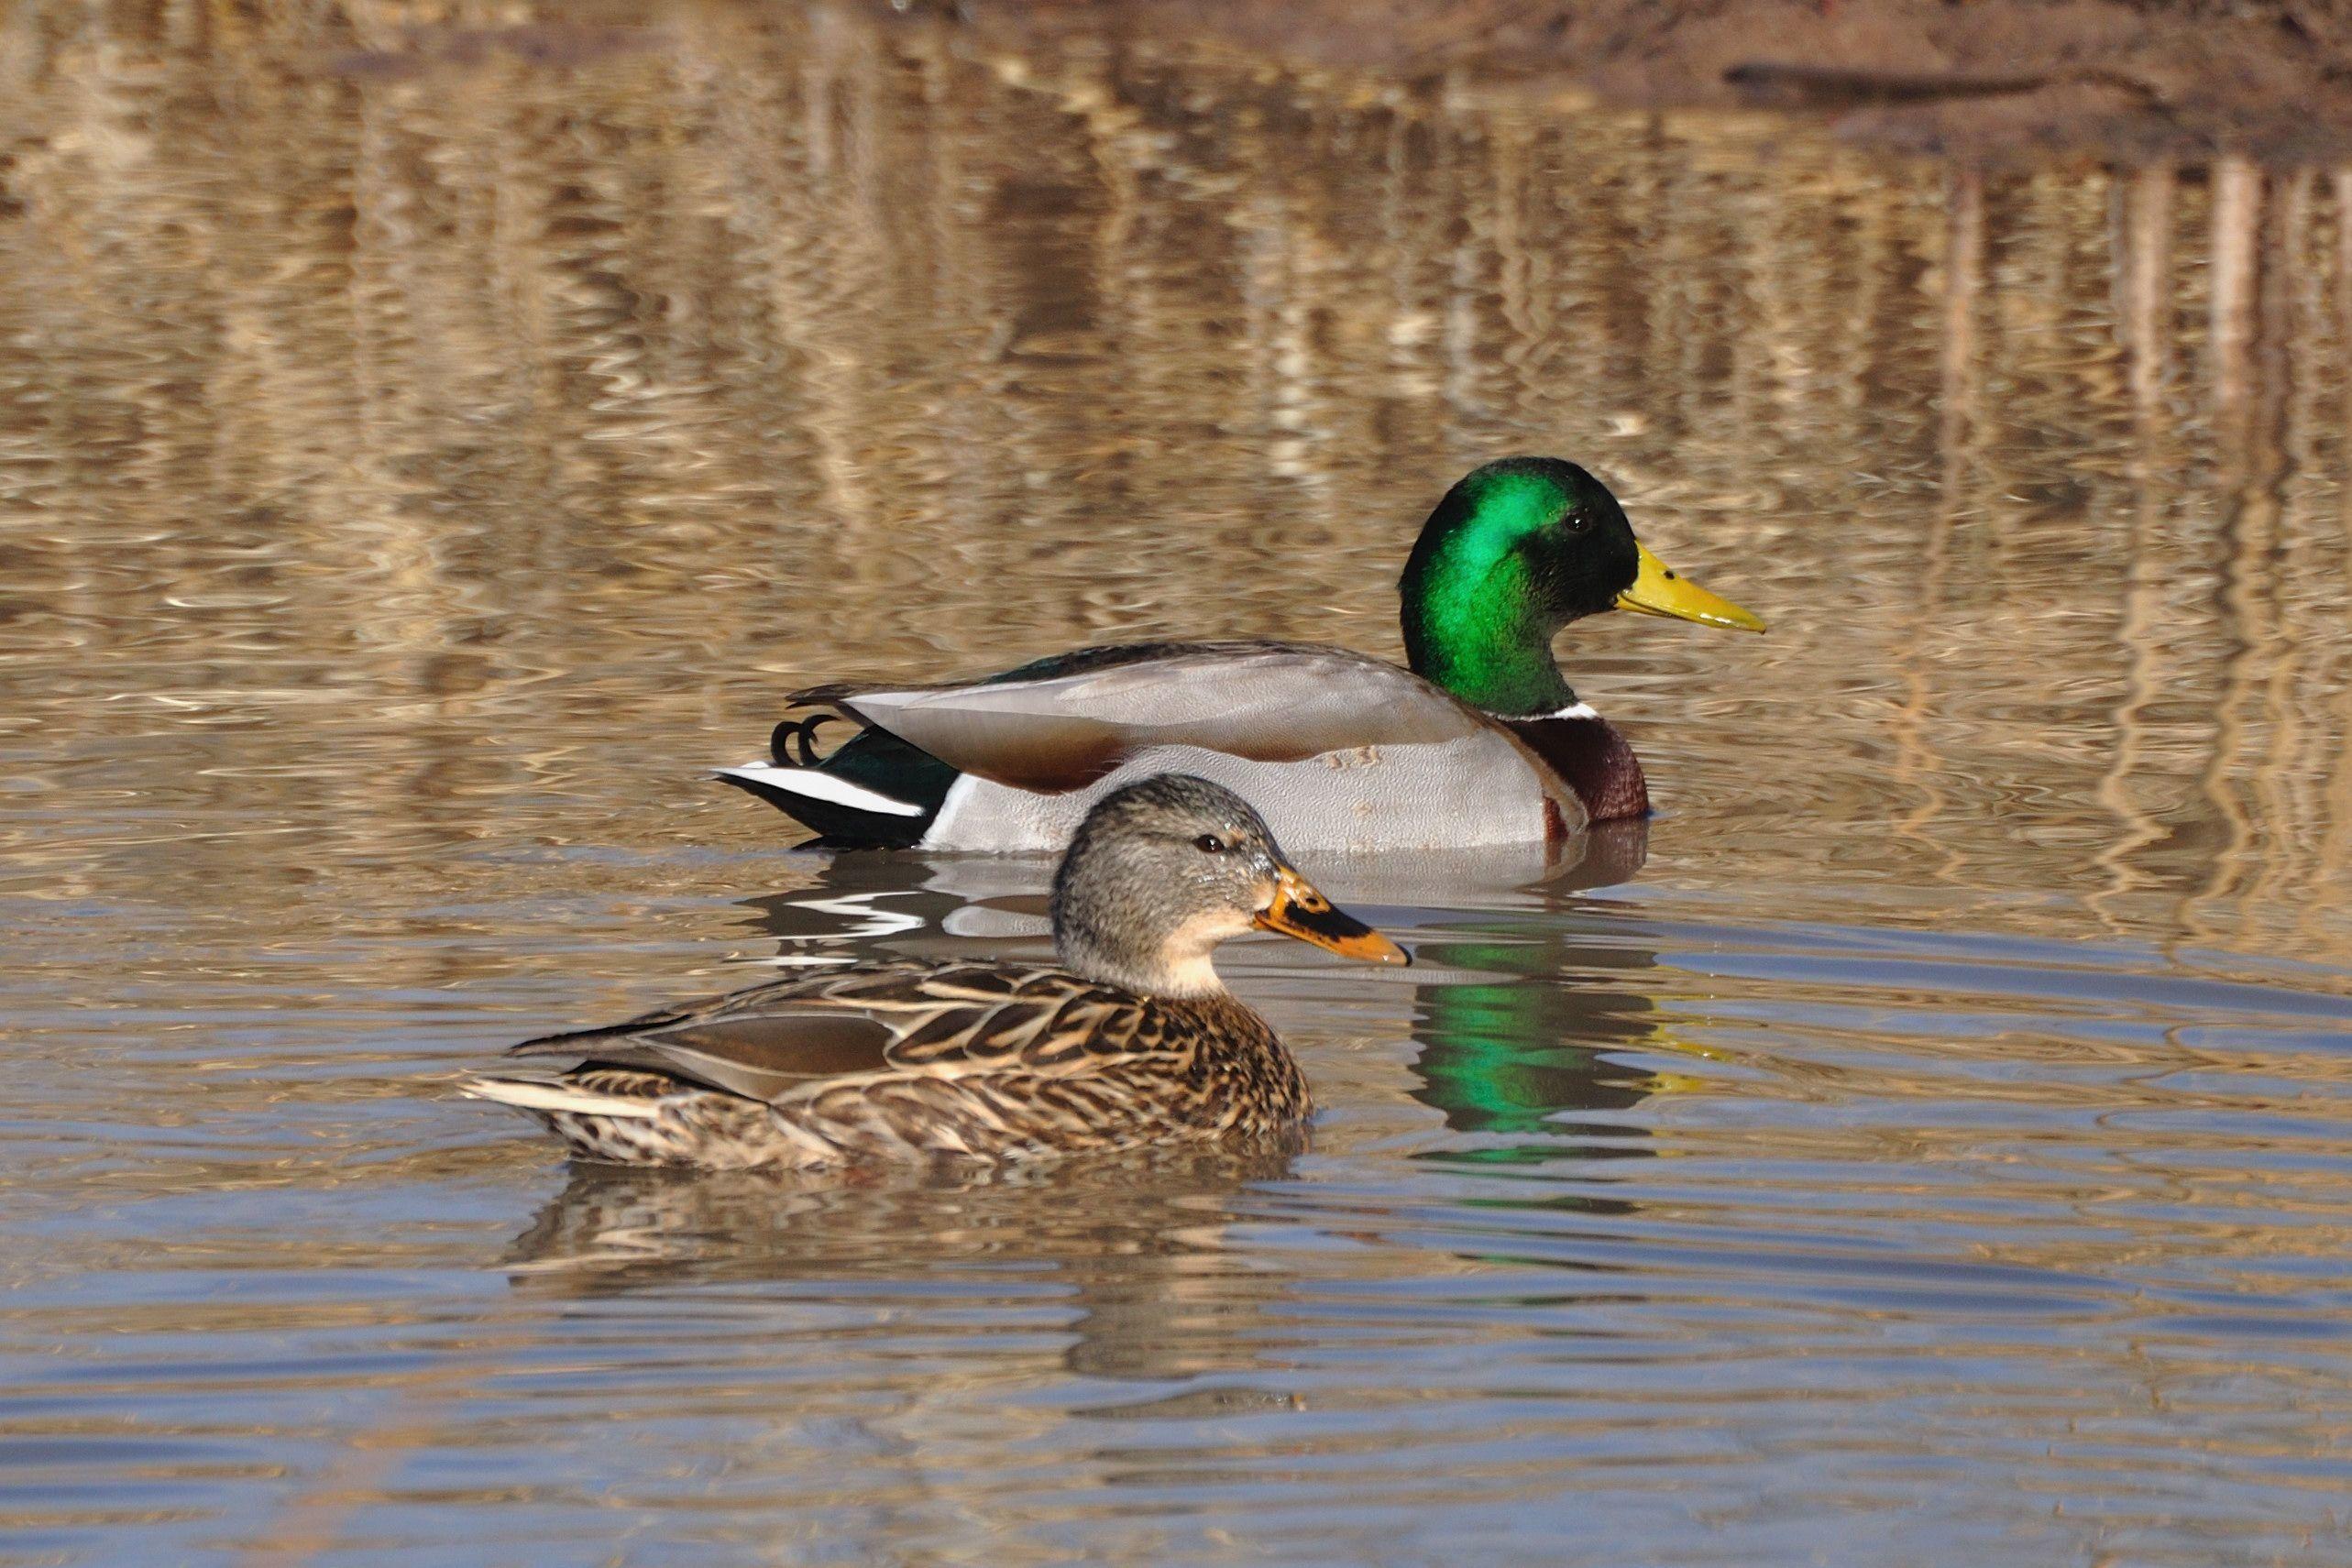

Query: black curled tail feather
<box><xmin>770</xmin><ymin>712</ymin><xmax>841</xmax><ymax>766</ymax></box>
<box><xmin>720</xmin><ymin>712</ymin><xmax>962</xmax><ymax>849</ymax></box>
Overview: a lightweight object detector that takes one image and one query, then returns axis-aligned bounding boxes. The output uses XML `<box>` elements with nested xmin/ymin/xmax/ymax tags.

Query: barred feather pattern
<box><xmin>504</xmin><ymin>959</ymin><xmax>1313</xmax><ymax>1169</ymax></box>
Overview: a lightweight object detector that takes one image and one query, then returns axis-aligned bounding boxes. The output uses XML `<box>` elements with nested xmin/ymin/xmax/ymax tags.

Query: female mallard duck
<box><xmin>718</xmin><ymin>456</ymin><xmax>1764</xmax><ymax>852</ymax></box>
<box><xmin>462</xmin><ymin>774</ymin><xmax>1406</xmax><ymax>1168</ymax></box>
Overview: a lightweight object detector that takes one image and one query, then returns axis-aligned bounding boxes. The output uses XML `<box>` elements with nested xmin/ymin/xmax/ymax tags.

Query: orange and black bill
<box><xmin>1254</xmin><ymin>866</ymin><xmax>1411</xmax><ymax>966</ymax></box>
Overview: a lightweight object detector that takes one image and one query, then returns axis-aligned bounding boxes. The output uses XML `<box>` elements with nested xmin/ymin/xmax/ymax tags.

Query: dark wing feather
<box><xmin>505</xmin><ymin>960</ymin><xmax>1160</xmax><ymax>1106</ymax></box>
<box><xmin>784</xmin><ymin>640</ymin><xmax>1314</xmax><ymax>710</ymax></box>
<box><xmin>557</xmin><ymin>1014</ymin><xmax>902</xmax><ymax>1103</ymax></box>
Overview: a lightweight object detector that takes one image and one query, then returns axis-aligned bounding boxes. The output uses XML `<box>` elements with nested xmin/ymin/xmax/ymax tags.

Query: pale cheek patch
<box><xmin>1169</xmin><ymin>907</ymin><xmax>1256</xmax><ymax>950</ymax></box>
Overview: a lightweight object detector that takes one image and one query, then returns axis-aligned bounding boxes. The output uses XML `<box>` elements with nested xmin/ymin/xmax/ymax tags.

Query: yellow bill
<box><xmin>1614</xmin><ymin>543</ymin><xmax>1766</xmax><ymax>632</ymax></box>
<box><xmin>1254</xmin><ymin>866</ymin><xmax>1410</xmax><ymax>966</ymax></box>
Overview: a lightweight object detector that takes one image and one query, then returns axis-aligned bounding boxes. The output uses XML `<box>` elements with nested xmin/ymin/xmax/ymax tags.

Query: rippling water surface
<box><xmin>6</xmin><ymin>5</ymin><xmax>2352</xmax><ymax>1564</ymax></box>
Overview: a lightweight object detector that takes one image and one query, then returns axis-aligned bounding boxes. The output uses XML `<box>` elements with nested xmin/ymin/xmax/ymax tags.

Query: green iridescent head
<box><xmin>1397</xmin><ymin>457</ymin><xmax>1764</xmax><ymax>717</ymax></box>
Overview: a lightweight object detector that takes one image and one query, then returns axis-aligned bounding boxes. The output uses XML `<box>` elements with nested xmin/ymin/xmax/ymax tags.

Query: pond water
<box><xmin>5</xmin><ymin>5</ymin><xmax>2352</xmax><ymax>1564</ymax></box>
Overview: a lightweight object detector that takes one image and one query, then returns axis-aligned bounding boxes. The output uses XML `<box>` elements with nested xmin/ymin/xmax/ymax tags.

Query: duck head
<box><xmin>1050</xmin><ymin>774</ymin><xmax>1408</xmax><ymax>998</ymax></box>
<box><xmin>1398</xmin><ymin>456</ymin><xmax>1764</xmax><ymax>718</ymax></box>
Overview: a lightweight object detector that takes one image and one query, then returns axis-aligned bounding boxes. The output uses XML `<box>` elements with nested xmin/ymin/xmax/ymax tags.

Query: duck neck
<box><xmin>1399</xmin><ymin>552</ymin><xmax>1577</xmax><ymax>718</ymax></box>
<box><xmin>1053</xmin><ymin>907</ymin><xmax>1234</xmax><ymax>1000</ymax></box>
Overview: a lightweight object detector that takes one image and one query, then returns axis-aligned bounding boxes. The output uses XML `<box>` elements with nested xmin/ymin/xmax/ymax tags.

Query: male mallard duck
<box><xmin>719</xmin><ymin>456</ymin><xmax>1764</xmax><ymax>852</ymax></box>
<box><xmin>462</xmin><ymin>774</ymin><xmax>1406</xmax><ymax>1168</ymax></box>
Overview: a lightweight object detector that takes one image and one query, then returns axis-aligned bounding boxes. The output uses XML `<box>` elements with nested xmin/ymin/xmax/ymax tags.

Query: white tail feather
<box><xmin>459</xmin><ymin>1075</ymin><xmax>662</xmax><ymax>1119</ymax></box>
<box><xmin>712</xmin><ymin>764</ymin><xmax>924</xmax><ymax>817</ymax></box>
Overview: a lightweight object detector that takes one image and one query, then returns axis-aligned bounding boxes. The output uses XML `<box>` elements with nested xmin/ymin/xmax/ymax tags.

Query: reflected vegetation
<box><xmin>3</xmin><ymin>2</ymin><xmax>2351</xmax><ymax>970</ymax></box>
<box><xmin>7</xmin><ymin>3</ymin><xmax>2352</xmax><ymax>1565</ymax></box>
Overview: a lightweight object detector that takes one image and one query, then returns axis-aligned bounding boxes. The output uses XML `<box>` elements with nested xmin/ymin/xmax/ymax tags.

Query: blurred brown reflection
<box><xmin>1938</xmin><ymin>166</ymin><xmax>1985</xmax><ymax>492</ymax></box>
<box><xmin>2116</xmin><ymin>164</ymin><xmax>2173</xmax><ymax>422</ymax></box>
<box><xmin>507</xmin><ymin>1147</ymin><xmax>1302</xmax><ymax>1382</ymax></box>
<box><xmin>2209</xmin><ymin>162</ymin><xmax>2263</xmax><ymax>437</ymax></box>
<box><xmin>3</xmin><ymin>0</ymin><xmax>2352</xmax><ymax>979</ymax></box>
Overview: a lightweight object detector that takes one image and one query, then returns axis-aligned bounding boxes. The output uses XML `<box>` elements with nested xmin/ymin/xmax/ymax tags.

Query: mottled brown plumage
<box><xmin>461</xmin><ymin>775</ymin><xmax>1405</xmax><ymax>1169</ymax></box>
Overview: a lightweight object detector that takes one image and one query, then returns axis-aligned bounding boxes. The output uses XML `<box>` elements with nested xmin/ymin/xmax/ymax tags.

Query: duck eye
<box><xmin>1193</xmin><ymin>834</ymin><xmax>1226</xmax><ymax>854</ymax></box>
<box><xmin>1561</xmin><ymin>510</ymin><xmax>1592</xmax><ymax>534</ymax></box>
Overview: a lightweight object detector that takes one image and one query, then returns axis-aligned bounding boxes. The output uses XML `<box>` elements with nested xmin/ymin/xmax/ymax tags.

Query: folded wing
<box><xmin>502</xmin><ymin>961</ymin><xmax>1151</xmax><ymax>1106</ymax></box>
<box><xmin>834</xmin><ymin>645</ymin><xmax>1495</xmax><ymax>793</ymax></box>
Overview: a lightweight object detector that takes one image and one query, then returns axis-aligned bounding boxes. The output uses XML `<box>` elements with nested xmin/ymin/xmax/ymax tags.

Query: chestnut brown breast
<box><xmin>1504</xmin><ymin>715</ymin><xmax>1651</xmax><ymax>824</ymax></box>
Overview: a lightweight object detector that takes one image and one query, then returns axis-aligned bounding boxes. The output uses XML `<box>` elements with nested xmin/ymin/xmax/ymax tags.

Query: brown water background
<box><xmin>5</xmin><ymin>5</ymin><xmax>2352</xmax><ymax>1564</ymax></box>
